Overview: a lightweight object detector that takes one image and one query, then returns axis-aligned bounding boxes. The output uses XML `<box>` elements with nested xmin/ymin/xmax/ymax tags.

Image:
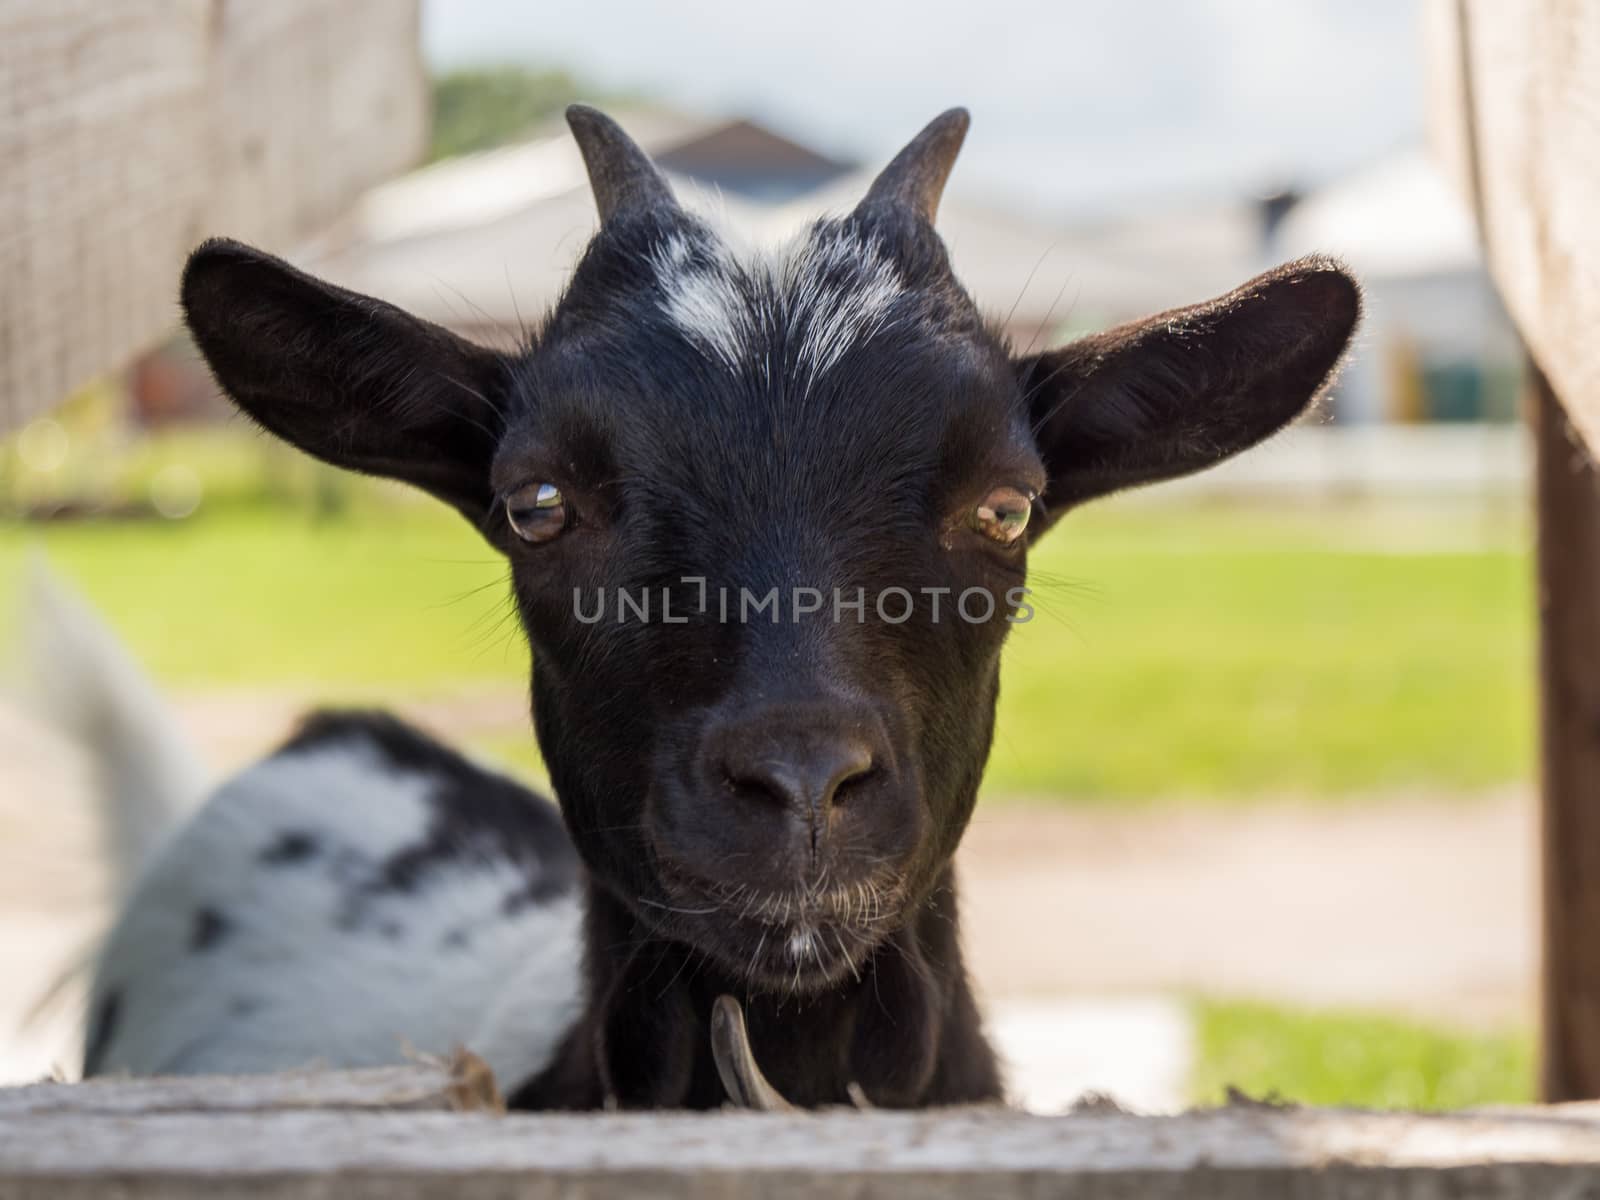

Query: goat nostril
<box><xmin>823</xmin><ymin>744</ymin><xmax>875</xmax><ymax>806</ymax></box>
<box><xmin>722</xmin><ymin>768</ymin><xmax>777</xmax><ymax>808</ymax></box>
<box><xmin>830</xmin><ymin>761</ymin><xmax>877</xmax><ymax>807</ymax></box>
<box><xmin>721</xmin><ymin>740</ymin><xmax>876</xmax><ymax>815</ymax></box>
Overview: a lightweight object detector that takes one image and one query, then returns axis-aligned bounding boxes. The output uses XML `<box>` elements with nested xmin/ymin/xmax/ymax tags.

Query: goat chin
<box><xmin>644</xmin><ymin>861</ymin><xmax>907</xmax><ymax>991</ymax></box>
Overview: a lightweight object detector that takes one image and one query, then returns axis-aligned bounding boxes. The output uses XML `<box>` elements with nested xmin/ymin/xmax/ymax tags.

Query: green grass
<box><xmin>1190</xmin><ymin>999</ymin><xmax>1534</xmax><ymax>1109</ymax></box>
<box><xmin>988</xmin><ymin>501</ymin><xmax>1533</xmax><ymax>800</ymax></box>
<box><xmin>0</xmin><ymin>435</ymin><xmax>1534</xmax><ymax>802</ymax></box>
<box><xmin>0</xmin><ymin>500</ymin><xmax>524</xmax><ymax>690</ymax></box>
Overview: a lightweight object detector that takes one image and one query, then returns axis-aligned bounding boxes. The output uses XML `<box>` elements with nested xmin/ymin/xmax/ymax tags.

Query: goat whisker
<box><xmin>637</xmin><ymin>898</ymin><xmax>721</xmax><ymax>916</ymax></box>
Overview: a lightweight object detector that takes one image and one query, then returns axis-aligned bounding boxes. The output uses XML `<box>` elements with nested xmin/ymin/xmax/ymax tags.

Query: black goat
<box><xmin>80</xmin><ymin>107</ymin><xmax>1358</xmax><ymax>1108</ymax></box>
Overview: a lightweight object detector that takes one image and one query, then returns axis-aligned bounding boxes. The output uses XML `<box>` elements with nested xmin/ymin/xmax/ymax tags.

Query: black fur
<box><xmin>82</xmin><ymin>990</ymin><xmax>122</xmax><ymax>1078</ymax></box>
<box><xmin>179</xmin><ymin>109</ymin><xmax>1360</xmax><ymax>1110</ymax></box>
<box><xmin>258</xmin><ymin>830</ymin><xmax>319</xmax><ymax>865</ymax></box>
<box><xmin>513</xmin><ymin>870</ymin><xmax>999</xmax><ymax>1109</ymax></box>
<box><xmin>281</xmin><ymin>710</ymin><xmax>579</xmax><ymax>918</ymax></box>
<box><xmin>188</xmin><ymin>907</ymin><xmax>230</xmax><ymax>953</ymax></box>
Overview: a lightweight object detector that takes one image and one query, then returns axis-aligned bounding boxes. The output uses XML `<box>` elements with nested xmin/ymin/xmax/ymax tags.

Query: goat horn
<box><xmin>857</xmin><ymin>107</ymin><xmax>970</xmax><ymax>224</ymax></box>
<box><xmin>710</xmin><ymin>994</ymin><xmax>795</xmax><ymax>1112</ymax></box>
<box><xmin>566</xmin><ymin>104</ymin><xmax>679</xmax><ymax>223</ymax></box>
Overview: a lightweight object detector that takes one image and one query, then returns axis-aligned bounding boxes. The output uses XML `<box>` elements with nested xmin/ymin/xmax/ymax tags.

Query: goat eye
<box><xmin>505</xmin><ymin>482</ymin><xmax>567</xmax><ymax>544</ymax></box>
<box><xmin>971</xmin><ymin>486</ymin><xmax>1032</xmax><ymax>545</ymax></box>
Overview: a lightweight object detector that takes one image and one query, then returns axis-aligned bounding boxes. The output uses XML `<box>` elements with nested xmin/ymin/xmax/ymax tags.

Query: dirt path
<box><xmin>0</xmin><ymin>690</ymin><xmax>1536</xmax><ymax>1083</ymax></box>
<box><xmin>957</xmin><ymin>792</ymin><xmax>1535</xmax><ymax>1027</ymax></box>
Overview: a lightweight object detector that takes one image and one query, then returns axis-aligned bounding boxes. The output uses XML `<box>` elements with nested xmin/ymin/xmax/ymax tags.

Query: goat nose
<box><xmin>722</xmin><ymin>736</ymin><xmax>875</xmax><ymax>818</ymax></box>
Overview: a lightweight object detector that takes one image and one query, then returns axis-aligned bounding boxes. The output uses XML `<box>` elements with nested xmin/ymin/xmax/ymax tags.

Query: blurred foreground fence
<box><xmin>1160</xmin><ymin>424</ymin><xmax>1526</xmax><ymax>500</ymax></box>
<box><xmin>0</xmin><ymin>0</ymin><xmax>426</xmax><ymax>435</ymax></box>
<box><xmin>1428</xmin><ymin>0</ymin><xmax>1600</xmax><ymax>1101</ymax></box>
<box><xmin>4</xmin><ymin>1066</ymin><xmax>1600</xmax><ymax>1197</ymax></box>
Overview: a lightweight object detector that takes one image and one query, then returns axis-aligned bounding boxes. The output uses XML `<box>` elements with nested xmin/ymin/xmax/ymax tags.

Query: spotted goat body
<box><xmin>83</xmin><ymin>712</ymin><xmax>583</xmax><ymax>1086</ymax></box>
<box><xmin>80</xmin><ymin>106</ymin><xmax>1360</xmax><ymax>1108</ymax></box>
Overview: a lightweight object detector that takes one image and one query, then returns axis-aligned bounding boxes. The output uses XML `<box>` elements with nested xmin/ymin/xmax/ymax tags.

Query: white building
<box><xmin>1275</xmin><ymin>149</ymin><xmax>1522</xmax><ymax>424</ymax></box>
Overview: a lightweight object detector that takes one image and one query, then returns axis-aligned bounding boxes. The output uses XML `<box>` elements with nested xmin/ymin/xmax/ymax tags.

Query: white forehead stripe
<box><xmin>783</xmin><ymin>231</ymin><xmax>903</xmax><ymax>381</ymax></box>
<box><xmin>649</xmin><ymin>225</ymin><xmax>905</xmax><ymax>384</ymax></box>
<box><xmin>650</xmin><ymin>233</ymin><xmax>750</xmax><ymax>369</ymax></box>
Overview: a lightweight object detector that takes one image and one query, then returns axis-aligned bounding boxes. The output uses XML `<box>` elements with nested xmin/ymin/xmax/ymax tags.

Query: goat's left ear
<box><xmin>1018</xmin><ymin>257</ymin><xmax>1359</xmax><ymax>526</ymax></box>
<box><xmin>182</xmin><ymin>238</ymin><xmax>511</xmax><ymax>531</ymax></box>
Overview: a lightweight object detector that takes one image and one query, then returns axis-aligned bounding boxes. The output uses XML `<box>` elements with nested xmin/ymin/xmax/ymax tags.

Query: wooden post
<box><xmin>1533</xmin><ymin>357</ymin><xmax>1600</xmax><ymax>1099</ymax></box>
<box><xmin>1427</xmin><ymin>0</ymin><xmax>1600</xmax><ymax>1099</ymax></box>
<box><xmin>0</xmin><ymin>1</ymin><xmax>426</xmax><ymax>434</ymax></box>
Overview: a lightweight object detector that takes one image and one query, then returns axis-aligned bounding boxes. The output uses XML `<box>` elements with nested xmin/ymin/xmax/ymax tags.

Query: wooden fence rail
<box><xmin>2</xmin><ymin>1068</ymin><xmax>1600</xmax><ymax>1198</ymax></box>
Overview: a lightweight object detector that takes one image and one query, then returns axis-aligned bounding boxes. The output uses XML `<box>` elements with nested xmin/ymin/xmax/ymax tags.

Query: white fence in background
<box><xmin>1148</xmin><ymin>425</ymin><xmax>1528</xmax><ymax>499</ymax></box>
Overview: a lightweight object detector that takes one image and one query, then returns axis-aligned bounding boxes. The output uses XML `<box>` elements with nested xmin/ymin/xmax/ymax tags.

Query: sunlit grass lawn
<box><xmin>2</xmin><ymin>499</ymin><xmax>527</xmax><ymax>688</ymax></box>
<box><xmin>1190</xmin><ymin>999</ymin><xmax>1534</xmax><ymax>1109</ymax></box>
<box><xmin>990</xmin><ymin>500</ymin><xmax>1533</xmax><ymax>800</ymax></box>
<box><xmin>0</xmin><ymin>471</ymin><xmax>1533</xmax><ymax>803</ymax></box>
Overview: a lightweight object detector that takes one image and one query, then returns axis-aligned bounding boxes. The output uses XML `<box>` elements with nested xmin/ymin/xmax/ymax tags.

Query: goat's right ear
<box><xmin>1017</xmin><ymin>257</ymin><xmax>1360</xmax><ymax>527</ymax></box>
<box><xmin>181</xmin><ymin>239</ymin><xmax>511</xmax><ymax>529</ymax></box>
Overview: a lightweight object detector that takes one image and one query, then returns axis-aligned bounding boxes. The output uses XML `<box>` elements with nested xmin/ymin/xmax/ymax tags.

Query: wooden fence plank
<box><xmin>1427</xmin><ymin>0</ymin><xmax>1600</xmax><ymax>1100</ymax></box>
<box><xmin>1532</xmin><ymin>359</ymin><xmax>1600</xmax><ymax>1101</ymax></box>
<box><xmin>0</xmin><ymin>1057</ymin><xmax>500</xmax><ymax>1118</ymax></box>
<box><xmin>0</xmin><ymin>1</ymin><xmax>425</xmax><ymax>434</ymax></box>
<box><xmin>2</xmin><ymin>1071</ymin><xmax>1598</xmax><ymax>1196</ymax></box>
<box><xmin>1425</xmin><ymin>0</ymin><xmax>1600</xmax><ymax>457</ymax></box>
<box><xmin>3</xmin><ymin>1102</ymin><xmax>1600</xmax><ymax>1198</ymax></box>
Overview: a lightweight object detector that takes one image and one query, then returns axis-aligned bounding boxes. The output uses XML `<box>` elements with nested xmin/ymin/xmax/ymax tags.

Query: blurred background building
<box><xmin>136</xmin><ymin>88</ymin><xmax>1524</xmax><ymax>432</ymax></box>
<box><xmin>101</xmin><ymin>0</ymin><xmax>1523</xmax><ymax>523</ymax></box>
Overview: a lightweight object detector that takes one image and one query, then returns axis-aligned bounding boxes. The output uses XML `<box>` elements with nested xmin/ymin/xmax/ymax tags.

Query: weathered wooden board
<box><xmin>1428</xmin><ymin>0</ymin><xmax>1600</xmax><ymax>1102</ymax></box>
<box><xmin>0</xmin><ymin>1056</ymin><xmax>501</xmax><ymax>1119</ymax></box>
<box><xmin>0</xmin><ymin>1</ymin><xmax>425</xmax><ymax>434</ymax></box>
<box><xmin>1425</xmin><ymin>0</ymin><xmax>1600</xmax><ymax>454</ymax></box>
<box><xmin>2</xmin><ymin>1069</ymin><xmax>1600</xmax><ymax>1199</ymax></box>
<box><xmin>8</xmin><ymin>1107</ymin><xmax>1600</xmax><ymax>1198</ymax></box>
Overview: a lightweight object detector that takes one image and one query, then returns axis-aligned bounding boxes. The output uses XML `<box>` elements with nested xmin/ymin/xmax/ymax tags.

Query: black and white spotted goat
<box><xmin>70</xmin><ymin>107</ymin><xmax>1358</xmax><ymax>1108</ymax></box>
